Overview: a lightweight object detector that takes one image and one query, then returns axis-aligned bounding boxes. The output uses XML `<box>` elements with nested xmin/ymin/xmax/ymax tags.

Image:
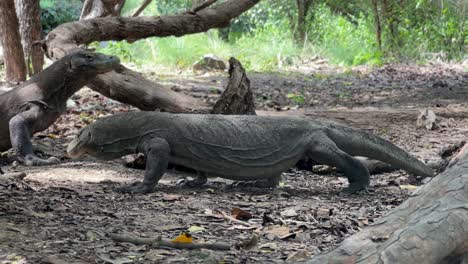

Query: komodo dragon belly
<box><xmin>167</xmin><ymin>117</ymin><xmax>310</xmax><ymax>180</ymax></box>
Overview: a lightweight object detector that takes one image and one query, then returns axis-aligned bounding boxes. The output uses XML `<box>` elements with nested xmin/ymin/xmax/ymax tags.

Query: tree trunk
<box><xmin>15</xmin><ymin>0</ymin><xmax>44</xmax><ymax>75</ymax></box>
<box><xmin>372</xmin><ymin>0</ymin><xmax>382</xmax><ymax>51</ymax></box>
<box><xmin>295</xmin><ymin>0</ymin><xmax>313</xmax><ymax>44</ymax></box>
<box><xmin>382</xmin><ymin>0</ymin><xmax>401</xmax><ymax>49</ymax></box>
<box><xmin>45</xmin><ymin>0</ymin><xmax>260</xmax><ymax>112</ymax></box>
<box><xmin>80</xmin><ymin>0</ymin><xmax>125</xmax><ymax>20</ymax></box>
<box><xmin>0</xmin><ymin>0</ymin><xmax>26</xmax><ymax>82</ymax></box>
<box><xmin>307</xmin><ymin>143</ymin><xmax>468</xmax><ymax>264</ymax></box>
<box><xmin>211</xmin><ymin>58</ymin><xmax>256</xmax><ymax>115</ymax></box>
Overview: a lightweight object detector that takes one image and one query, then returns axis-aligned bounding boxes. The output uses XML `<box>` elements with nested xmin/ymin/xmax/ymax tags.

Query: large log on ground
<box><xmin>44</xmin><ymin>0</ymin><xmax>260</xmax><ymax>112</ymax></box>
<box><xmin>307</xmin><ymin>143</ymin><xmax>468</xmax><ymax>264</ymax></box>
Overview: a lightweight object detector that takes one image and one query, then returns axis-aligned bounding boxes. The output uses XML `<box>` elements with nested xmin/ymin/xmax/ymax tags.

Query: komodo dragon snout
<box><xmin>67</xmin><ymin>127</ymin><xmax>92</xmax><ymax>158</ymax></box>
<box><xmin>70</xmin><ymin>51</ymin><xmax>120</xmax><ymax>74</ymax></box>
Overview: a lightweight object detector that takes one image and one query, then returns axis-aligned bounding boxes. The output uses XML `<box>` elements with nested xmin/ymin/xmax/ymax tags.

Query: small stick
<box><xmin>0</xmin><ymin>172</ymin><xmax>27</xmax><ymax>181</ymax></box>
<box><xmin>187</xmin><ymin>0</ymin><xmax>218</xmax><ymax>14</ymax></box>
<box><xmin>109</xmin><ymin>233</ymin><xmax>257</xmax><ymax>250</ymax></box>
<box><xmin>215</xmin><ymin>210</ymin><xmax>258</xmax><ymax>228</ymax></box>
<box><xmin>132</xmin><ymin>0</ymin><xmax>153</xmax><ymax>17</ymax></box>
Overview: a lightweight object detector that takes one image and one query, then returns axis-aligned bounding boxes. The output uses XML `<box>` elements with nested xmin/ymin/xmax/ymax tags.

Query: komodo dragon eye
<box><xmin>85</xmin><ymin>54</ymin><xmax>94</xmax><ymax>59</ymax></box>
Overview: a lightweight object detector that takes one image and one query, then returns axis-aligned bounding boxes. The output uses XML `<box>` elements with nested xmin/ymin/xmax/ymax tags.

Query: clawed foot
<box><xmin>24</xmin><ymin>155</ymin><xmax>60</xmax><ymax>166</ymax></box>
<box><xmin>117</xmin><ymin>182</ymin><xmax>154</xmax><ymax>194</ymax></box>
<box><xmin>341</xmin><ymin>182</ymin><xmax>370</xmax><ymax>195</ymax></box>
<box><xmin>178</xmin><ymin>177</ymin><xmax>207</xmax><ymax>188</ymax></box>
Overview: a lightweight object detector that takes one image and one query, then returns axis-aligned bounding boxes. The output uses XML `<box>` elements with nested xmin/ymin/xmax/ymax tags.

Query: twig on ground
<box><xmin>0</xmin><ymin>172</ymin><xmax>27</xmax><ymax>181</ymax></box>
<box><xmin>215</xmin><ymin>210</ymin><xmax>258</xmax><ymax>228</ymax></box>
<box><xmin>109</xmin><ymin>233</ymin><xmax>258</xmax><ymax>250</ymax></box>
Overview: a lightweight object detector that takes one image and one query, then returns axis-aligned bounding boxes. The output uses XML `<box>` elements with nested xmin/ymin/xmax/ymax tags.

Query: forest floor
<box><xmin>0</xmin><ymin>61</ymin><xmax>467</xmax><ymax>263</ymax></box>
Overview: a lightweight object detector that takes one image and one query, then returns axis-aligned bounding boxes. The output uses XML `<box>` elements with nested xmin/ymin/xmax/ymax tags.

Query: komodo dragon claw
<box><xmin>117</xmin><ymin>182</ymin><xmax>154</xmax><ymax>194</ymax></box>
<box><xmin>23</xmin><ymin>155</ymin><xmax>60</xmax><ymax>166</ymax></box>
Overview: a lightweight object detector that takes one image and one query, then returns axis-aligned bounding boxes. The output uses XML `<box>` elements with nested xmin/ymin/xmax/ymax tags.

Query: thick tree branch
<box><xmin>44</xmin><ymin>0</ymin><xmax>260</xmax><ymax>112</ymax></box>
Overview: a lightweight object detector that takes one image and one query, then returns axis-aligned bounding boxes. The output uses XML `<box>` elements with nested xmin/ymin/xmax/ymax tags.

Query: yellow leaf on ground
<box><xmin>171</xmin><ymin>232</ymin><xmax>193</xmax><ymax>243</ymax></box>
<box><xmin>47</xmin><ymin>134</ymin><xmax>58</xmax><ymax>139</ymax></box>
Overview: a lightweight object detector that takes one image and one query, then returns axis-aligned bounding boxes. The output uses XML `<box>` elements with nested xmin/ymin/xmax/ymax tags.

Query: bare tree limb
<box><xmin>109</xmin><ymin>233</ymin><xmax>258</xmax><ymax>250</ymax></box>
<box><xmin>45</xmin><ymin>0</ymin><xmax>260</xmax><ymax>112</ymax></box>
<box><xmin>188</xmin><ymin>0</ymin><xmax>218</xmax><ymax>14</ymax></box>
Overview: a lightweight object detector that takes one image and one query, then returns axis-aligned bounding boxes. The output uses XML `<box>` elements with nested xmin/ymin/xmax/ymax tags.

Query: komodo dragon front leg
<box><xmin>118</xmin><ymin>137</ymin><xmax>170</xmax><ymax>194</ymax></box>
<box><xmin>306</xmin><ymin>136</ymin><xmax>370</xmax><ymax>193</ymax></box>
<box><xmin>9</xmin><ymin>104</ymin><xmax>59</xmax><ymax>166</ymax></box>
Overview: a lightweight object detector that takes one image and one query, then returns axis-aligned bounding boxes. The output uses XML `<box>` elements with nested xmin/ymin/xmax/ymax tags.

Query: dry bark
<box><xmin>0</xmin><ymin>0</ymin><xmax>26</xmax><ymax>82</ymax></box>
<box><xmin>307</xmin><ymin>143</ymin><xmax>468</xmax><ymax>264</ymax></box>
<box><xmin>15</xmin><ymin>0</ymin><xmax>44</xmax><ymax>75</ymax></box>
<box><xmin>212</xmin><ymin>58</ymin><xmax>256</xmax><ymax>115</ymax></box>
<box><xmin>45</xmin><ymin>0</ymin><xmax>260</xmax><ymax>112</ymax></box>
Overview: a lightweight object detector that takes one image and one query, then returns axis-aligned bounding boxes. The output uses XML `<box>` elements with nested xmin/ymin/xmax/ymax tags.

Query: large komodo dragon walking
<box><xmin>68</xmin><ymin>112</ymin><xmax>433</xmax><ymax>194</ymax></box>
<box><xmin>0</xmin><ymin>51</ymin><xmax>120</xmax><ymax>166</ymax></box>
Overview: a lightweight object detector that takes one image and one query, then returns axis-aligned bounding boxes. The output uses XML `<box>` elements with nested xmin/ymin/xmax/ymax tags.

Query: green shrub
<box><xmin>40</xmin><ymin>0</ymin><xmax>82</xmax><ymax>34</ymax></box>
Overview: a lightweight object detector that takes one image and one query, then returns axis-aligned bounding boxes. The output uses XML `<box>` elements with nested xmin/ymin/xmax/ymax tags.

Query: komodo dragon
<box><xmin>0</xmin><ymin>51</ymin><xmax>120</xmax><ymax>166</ymax></box>
<box><xmin>67</xmin><ymin>112</ymin><xmax>433</xmax><ymax>194</ymax></box>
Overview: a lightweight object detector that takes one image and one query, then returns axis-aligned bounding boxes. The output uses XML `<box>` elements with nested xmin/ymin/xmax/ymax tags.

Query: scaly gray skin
<box><xmin>0</xmin><ymin>51</ymin><xmax>120</xmax><ymax>166</ymax></box>
<box><xmin>67</xmin><ymin>112</ymin><xmax>434</xmax><ymax>194</ymax></box>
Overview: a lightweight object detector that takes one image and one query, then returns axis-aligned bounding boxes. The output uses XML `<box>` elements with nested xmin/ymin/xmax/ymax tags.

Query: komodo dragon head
<box><xmin>67</xmin><ymin>126</ymin><xmax>94</xmax><ymax>159</ymax></box>
<box><xmin>68</xmin><ymin>50</ymin><xmax>121</xmax><ymax>74</ymax></box>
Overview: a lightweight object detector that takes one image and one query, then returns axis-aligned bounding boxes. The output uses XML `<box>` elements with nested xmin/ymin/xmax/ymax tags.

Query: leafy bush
<box><xmin>40</xmin><ymin>0</ymin><xmax>82</xmax><ymax>34</ymax></box>
<box><xmin>309</xmin><ymin>4</ymin><xmax>382</xmax><ymax>66</ymax></box>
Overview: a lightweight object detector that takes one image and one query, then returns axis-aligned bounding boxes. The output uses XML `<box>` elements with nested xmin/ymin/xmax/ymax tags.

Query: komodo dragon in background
<box><xmin>67</xmin><ymin>112</ymin><xmax>433</xmax><ymax>194</ymax></box>
<box><xmin>0</xmin><ymin>51</ymin><xmax>120</xmax><ymax>166</ymax></box>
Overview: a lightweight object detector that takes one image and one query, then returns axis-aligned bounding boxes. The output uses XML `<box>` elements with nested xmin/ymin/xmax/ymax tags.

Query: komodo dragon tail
<box><xmin>325</xmin><ymin>123</ymin><xmax>434</xmax><ymax>177</ymax></box>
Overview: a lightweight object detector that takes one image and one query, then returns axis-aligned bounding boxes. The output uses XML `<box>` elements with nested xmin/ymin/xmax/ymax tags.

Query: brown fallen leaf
<box><xmin>231</xmin><ymin>207</ymin><xmax>252</xmax><ymax>221</ymax></box>
<box><xmin>286</xmin><ymin>250</ymin><xmax>310</xmax><ymax>263</ymax></box>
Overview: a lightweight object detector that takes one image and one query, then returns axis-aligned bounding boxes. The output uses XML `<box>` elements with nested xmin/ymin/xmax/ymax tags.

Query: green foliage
<box><xmin>91</xmin><ymin>0</ymin><xmax>466</xmax><ymax>71</ymax></box>
<box><xmin>95</xmin><ymin>22</ymin><xmax>306</xmax><ymax>72</ymax></box>
<box><xmin>287</xmin><ymin>93</ymin><xmax>306</xmax><ymax>105</ymax></box>
<box><xmin>40</xmin><ymin>0</ymin><xmax>82</xmax><ymax>34</ymax></box>
<box><xmin>390</xmin><ymin>0</ymin><xmax>467</xmax><ymax>60</ymax></box>
<box><xmin>229</xmin><ymin>1</ymin><xmax>294</xmax><ymax>38</ymax></box>
<box><xmin>309</xmin><ymin>4</ymin><xmax>383</xmax><ymax>66</ymax></box>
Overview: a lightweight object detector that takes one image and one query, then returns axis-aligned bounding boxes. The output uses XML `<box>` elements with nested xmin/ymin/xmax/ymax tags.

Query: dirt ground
<box><xmin>1</xmin><ymin>62</ymin><xmax>467</xmax><ymax>263</ymax></box>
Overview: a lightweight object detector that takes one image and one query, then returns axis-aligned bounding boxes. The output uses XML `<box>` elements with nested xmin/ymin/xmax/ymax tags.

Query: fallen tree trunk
<box><xmin>307</xmin><ymin>143</ymin><xmax>468</xmax><ymax>264</ymax></box>
<box><xmin>44</xmin><ymin>0</ymin><xmax>260</xmax><ymax>112</ymax></box>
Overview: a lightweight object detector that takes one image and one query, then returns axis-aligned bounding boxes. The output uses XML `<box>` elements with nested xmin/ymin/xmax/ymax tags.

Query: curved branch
<box><xmin>45</xmin><ymin>0</ymin><xmax>260</xmax><ymax>112</ymax></box>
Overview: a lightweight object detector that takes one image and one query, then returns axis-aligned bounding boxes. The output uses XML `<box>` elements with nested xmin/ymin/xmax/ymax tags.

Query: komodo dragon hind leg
<box><xmin>118</xmin><ymin>137</ymin><xmax>170</xmax><ymax>194</ymax></box>
<box><xmin>306</xmin><ymin>136</ymin><xmax>370</xmax><ymax>194</ymax></box>
<box><xmin>9</xmin><ymin>105</ymin><xmax>60</xmax><ymax>166</ymax></box>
